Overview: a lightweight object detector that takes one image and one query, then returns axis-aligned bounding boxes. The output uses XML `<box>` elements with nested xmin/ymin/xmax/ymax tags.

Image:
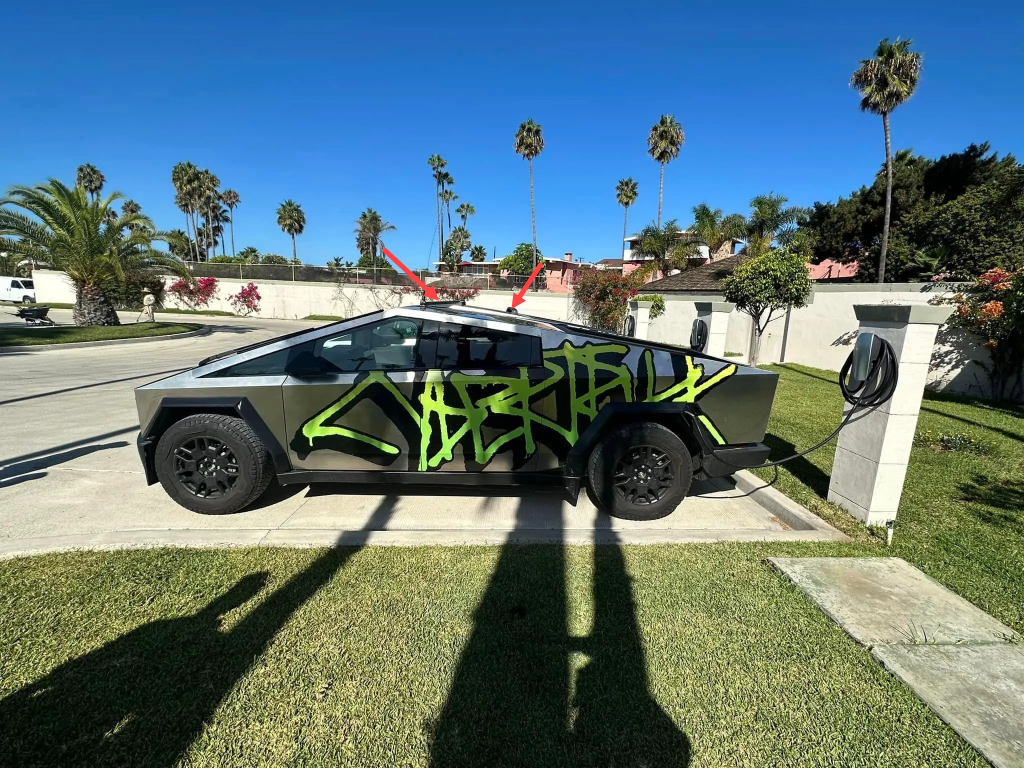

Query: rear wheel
<box><xmin>21</xmin><ymin>296</ymin><xmax>32</xmax><ymax>305</ymax></box>
<box><xmin>155</xmin><ymin>414</ymin><xmax>274</xmax><ymax>514</ymax></box>
<box><xmin>586</xmin><ymin>422</ymin><xmax>692</xmax><ymax>520</ymax></box>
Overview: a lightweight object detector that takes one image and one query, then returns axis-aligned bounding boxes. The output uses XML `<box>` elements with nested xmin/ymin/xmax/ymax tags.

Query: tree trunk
<box><xmin>621</xmin><ymin>206</ymin><xmax>629</xmax><ymax>276</ymax></box>
<box><xmin>183</xmin><ymin>214</ymin><xmax>195</xmax><ymax>261</ymax></box>
<box><xmin>73</xmin><ymin>284</ymin><xmax>120</xmax><ymax>326</ymax></box>
<box><xmin>530</xmin><ymin>158</ymin><xmax>538</xmax><ymax>291</ymax></box>
<box><xmin>291</xmin><ymin>234</ymin><xmax>297</xmax><ymax>263</ymax></box>
<box><xmin>657</xmin><ymin>163</ymin><xmax>665</xmax><ymax>229</ymax></box>
<box><xmin>749</xmin><ymin>326</ymin><xmax>762</xmax><ymax>367</ymax></box>
<box><xmin>229</xmin><ymin>212</ymin><xmax>236</xmax><ymax>258</ymax></box>
<box><xmin>436</xmin><ymin>185</ymin><xmax>443</xmax><ymax>267</ymax></box>
<box><xmin>879</xmin><ymin>112</ymin><xmax>893</xmax><ymax>284</ymax></box>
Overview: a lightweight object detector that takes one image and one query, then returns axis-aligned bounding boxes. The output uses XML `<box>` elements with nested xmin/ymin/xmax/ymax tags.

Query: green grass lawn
<box><xmin>0</xmin><ymin>322</ymin><xmax>199</xmax><ymax>346</ymax></box>
<box><xmin>303</xmin><ymin>313</ymin><xmax>345</xmax><ymax>321</ymax></box>
<box><xmin>756</xmin><ymin>363</ymin><xmax>1024</xmax><ymax>632</ymax></box>
<box><xmin>0</xmin><ymin>543</ymin><xmax>986</xmax><ymax>767</ymax></box>
<box><xmin>24</xmin><ymin>303</ymin><xmax>236</xmax><ymax>317</ymax></box>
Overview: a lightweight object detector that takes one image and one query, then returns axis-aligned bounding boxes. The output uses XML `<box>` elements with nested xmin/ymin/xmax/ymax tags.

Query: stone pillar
<box><xmin>627</xmin><ymin>299</ymin><xmax>653</xmax><ymax>340</ymax></box>
<box><xmin>827</xmin><ymin>304</ymin><xmax>953</xmax><ymax>527</ymax></box>
<box><xmin>694</xmin><ymin>301</ymin><xmax>734</xmax><ymax>358</ymax></box>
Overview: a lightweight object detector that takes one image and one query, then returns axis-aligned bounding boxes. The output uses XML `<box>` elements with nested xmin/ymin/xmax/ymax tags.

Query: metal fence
<box><xmin>184</xmin><ymin>262</ymin><xmax>543</xmax><ymax>292</ymax></box>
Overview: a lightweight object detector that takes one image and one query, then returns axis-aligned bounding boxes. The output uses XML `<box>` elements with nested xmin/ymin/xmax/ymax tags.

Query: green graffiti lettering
<box><xmin>300</xmin><ymin>340</ymin><xmax>736</xmax><ymax>469</ymax></box>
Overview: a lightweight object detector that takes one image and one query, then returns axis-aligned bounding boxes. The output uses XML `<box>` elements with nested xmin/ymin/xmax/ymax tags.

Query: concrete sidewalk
<box><xmin>772</xmin><ymin>557</ymin><xmax>1024</xmax><ymax>768</ymax></box>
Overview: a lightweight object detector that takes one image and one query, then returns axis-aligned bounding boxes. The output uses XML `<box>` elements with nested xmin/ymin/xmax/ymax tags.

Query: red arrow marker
<box><xmin>510</xmin><ymin>261</ymin><xmax>544</xmax><ymax>308</ymax></box>
<box><xmin>382</xmin><ymin>245</ymin><xmax>438</xmax><ymax>300</ymax></box>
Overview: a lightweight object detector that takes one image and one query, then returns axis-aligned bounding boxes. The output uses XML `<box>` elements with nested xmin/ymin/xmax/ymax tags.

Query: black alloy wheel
<box><xmin>174</xmin><ymin>436</ymin><xmax>240</xmax><ymax>498</ymax></box>
<box><xmin>613</xmin><ymin>445</ymin><xmax>674</xmax><ymax>505</ymax></box>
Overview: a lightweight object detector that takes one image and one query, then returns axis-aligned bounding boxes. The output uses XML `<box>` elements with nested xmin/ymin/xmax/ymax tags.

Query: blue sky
<box><xmin>3</xmin><ymin>0</ymin><xmax>1022</xmax><ymax>268</ymax></box>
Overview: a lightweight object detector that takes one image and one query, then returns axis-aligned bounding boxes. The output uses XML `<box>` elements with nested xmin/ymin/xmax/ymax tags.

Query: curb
<box><xmin>0</xmin><ymin>324</ymin><xmax>209</xmax><ymax>354</ymax></box>
<box><xmin>732</xmin><ymin>470</ymin><xmax>848</xmax><ymax>539</ymax></box>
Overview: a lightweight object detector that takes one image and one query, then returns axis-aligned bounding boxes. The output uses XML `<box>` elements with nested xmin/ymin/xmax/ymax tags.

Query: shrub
<box><xmin>572</xmin><ymin>269</ymin><xmax>638</xmax><ymax>333</ymax></box>
<box><xmin>947</xmin><ymin>267</ymin><xmax>1024</xmax><ymax>401</ymax></box>
<box><xmin>228</xmin><ymin>282</ymin><xmax>261</xmax><ymax>316</ymax></box>
<box><xmin>914</xmin><ymin>429</ymin><xmax>991</xmax><ymax>455</ymax></box>
<box><xmin>637</xmin><ymin>294</ymin><xmax>666</xmax><ymax>320</ymax></box>
<box><xmin>261</xmin><ymin>253</ymin><xmax>288</xmax><ymax>265</ymax></box>
<box><xmin>399</xmin><ymin>285</ymin><xmax>480</xmax><ymax>302</ymax></box>
<box><xmin>167</xmin><ymin>276</ymin><xmax>219</xmax><ymax>310</ymax></box>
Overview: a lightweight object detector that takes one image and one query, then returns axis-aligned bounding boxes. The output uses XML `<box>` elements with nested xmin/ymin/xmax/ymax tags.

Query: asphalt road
<box><xmin>0</xmin><ymin>310</ymin><xmax>841</xmax><ymax>558</ymax></box>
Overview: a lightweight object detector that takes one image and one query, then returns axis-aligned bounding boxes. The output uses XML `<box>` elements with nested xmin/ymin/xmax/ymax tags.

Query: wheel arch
<box><xmin>564</xmin><ymin>403</ymin><xmax>705</xmax><ymax>479</ymax></box>
<box><xmin>138</xmin><ymin>396</ymin><xmax>289</xmax><ymax>485</ymax></box>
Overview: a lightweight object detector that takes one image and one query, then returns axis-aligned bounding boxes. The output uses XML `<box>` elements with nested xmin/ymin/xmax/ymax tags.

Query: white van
<box><xmin>0</xmin><ymin>277</ymin><xmax>36</xmax><ymax>304</ymax></box>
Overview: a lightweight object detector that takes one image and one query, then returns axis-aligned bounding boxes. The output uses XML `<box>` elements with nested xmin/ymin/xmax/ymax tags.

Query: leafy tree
<box><xmin>647</xmin><ymin>115</ymin><xmax>684</xmax><ymax>227</ymax></box>
<box><xmin>686</xmin><ymin>203</ymin><xmax>746</xmax><ymax>259</ymax></box>
<box><xmin>745</xmin><ymin>194</ymin><xmax>804</xmax><ymax>257</ymax></box>
<box><xmin>571</xmin><ymin>269</ymin><xmax>638</xmax><ymax>333</ymax></box>
<box><xmin>276</xmin><ymin>199</ymin><xmax>305</xmax><ymax>262</ymax></box>
<box><xmin>0</xmin><ymin>250</ymin><xmax>30</xmax><ymax>277</ymax></box>
<box><xmin>851</xmin><ymin>37</ymin><xmax>923</xmax><ymax>282</ymax></box>
<box><xmin>631</xmin><ymin>220</ymin><xmax>688</xmax><ymax>279</ymax></box>
<box><xmin>428</xmin><ymin>155</ymin><xmax>447</xmax><ymax>264</ymax></box>
<box><xmin>356</xmin><ymin>252</ymin><xmax>395</xmax><ymax>271</ymax></box>
<box><xmin>0</xmin><ymin>180</ymin><xmax>185</xmax><ymax>325</ymax></box>
<box><xmin>166</xmin><ymin>229</ymin><xmax>195</xmax><ymax>260</ymax></box>
<box><xmin>76</xmin><ymin>164</ymin><xmax>105</xmax><ymax>200</ymax></box>
<box><xmin>261</xmin><ymin>253</ymin><xmax>288</xmax><ymax>265</ymax></box>
<box><xmin>221</xmin><ymin>189</ymin><xmax>240</xmax><ymax>257</ymax></box>
<box><xmin>514</xmin><ymin>118</ymin><xmax>544</xmax><ymax>288</ymax></box>
<box><xmin>171</xmin><ymin>162</ymin><xmax>202</xmax><ymax>261</ymax></box>
<box><xmin>455</xmin><ymin>202</ymin><xmax>475</xmax><ymax>228</ymax></box>
<box><xmin>469</xmin><ymin>244</ymin><xmax>488</xmax><ymax>262</ymax></box>
<box><xmin>615</xmin><ymin>177</ymin><xmax>638</xmax><ymax>262</ymax></box>
<box><xmin>500</xmin><ymin>242</ymin><xmax>545</xmax><ymax>276</ymax></box>
<box><xmin>947</xmin><ymin>268</ymin><xmax>1024</xmax><ymax>401</ymax></box>
<box><xmin>238</xmin><ymin>246</ymin><xmax>260</xmax><ymax>264</ymax></box>
<box><xmin>722</xmin><ymin>248</ymin><xmax>811</xmax><ymax>365</ymax></box>
<box><xmin>353</xmin><ymin>208</ymin><xmax>396</xmax><ymax>267</ymax></box>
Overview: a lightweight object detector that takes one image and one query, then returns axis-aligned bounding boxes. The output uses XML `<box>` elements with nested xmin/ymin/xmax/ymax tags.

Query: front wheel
<box><xmin>586</xmin><ymin>422</ymin><xmax>692</xmax><ymax>520</ymax></box>
<box><xmin>21</xmin><ymin>296</ymin><xmax>33</xmax><ymax>305</ymax></box>
<box><xmin>155</xmin><ymin>414</ymin><xmax>275</xmax><ymax>514</ymax></box>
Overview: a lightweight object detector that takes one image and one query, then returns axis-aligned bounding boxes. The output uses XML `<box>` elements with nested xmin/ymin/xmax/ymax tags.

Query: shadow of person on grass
<box><xmin>0</xmin><ymin>496</ymin><xmax>398</xmax><ymax>768</ymax></box>
<box><xmin>428</xmin><ymin>498</ymin><xmax>690</xmax><ymax>767</ymax></box>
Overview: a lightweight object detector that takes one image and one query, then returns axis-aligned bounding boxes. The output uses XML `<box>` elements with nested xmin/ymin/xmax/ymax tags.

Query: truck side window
<box><xmin>435</xmin><ymin>324</ymin><xmax>541</xmax><ymax>369</ymax></box>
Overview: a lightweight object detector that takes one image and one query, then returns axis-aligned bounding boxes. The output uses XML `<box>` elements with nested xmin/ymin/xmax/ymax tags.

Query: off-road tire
<box><xmin>586</xmin><ymin>422</ymin><xmax>692</xmax><ymax>520</ymax></box>
<box><xmin>155</xmin><ymin>414</ymin><xmax>275</xmax><ymax>515</ymax></box>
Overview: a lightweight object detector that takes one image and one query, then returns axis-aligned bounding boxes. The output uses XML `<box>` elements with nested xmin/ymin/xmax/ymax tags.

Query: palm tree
<box><xmin>196</xmin><ymin>170</ymin><xmax>220</xmax><ymax>261</ymax></box>
<box><xmin>469</xmin><ymin>244</ymin><xmax>487</xmax><ymax>263</ymax></box>
<box><xmin>647</xmin><ymin>116</ymin><xmax>684</xmax><ymax>227</ymax></box>
<box><xmin>221</xmin><ymin>189</ymin><xmax>240</xmax><ymax>257</ymax></box>
<box><xmin>851</xmin><ymin>38</ymin><xmax>923</xmax><ymax>283</ymax></box>
<box><xmin>455</xmin><ymin>202</ymin><xmax>476</xmax><ymax>228</ymax></box>
<box><xmin>632</xmin><ymin>220</ymin><xmax>687</xmax><ymax>280</ymax></box>
<box><xmin>686</xmin><ymin>203</ymin><xmax>746</xmax><ymax>260</ymax></box>
<box><xmin>238</xmin><ymin>246</ymin><xmax>261</xmax><ymax>264</ymax></box>
<box><xmin>447</xmin><ymin>225</ymin><xmax>471</xmax><ymax>259</ymax></box>
<box><xmin>428</xmin><ymin>155</ymin><xmax>447</xmax><ymax>265</ymax></box>
<box><xmin>440</xmin><ymin>189</ymin><xmax>458</xmax><ymax>235</ymax></box>
<box><xmin>76</xmin><ymin>164</ymin><xmax>105</xmax><ymax>201</ymax></box>
<box><xmin>514</xmin><ymin>118</ymin><xmax>544</xmax><ymax>287</ymax></box>
<box><xmin>353</xmin><ymin>208</ymin><xmax>397</xmax><ymax>267</ymax></box>
<box><xmin>745</xmin><ymin>194</ymin><xmax>804</xmax><ymax>258</ymax></box>
<box><xmin>276</xmin><ymin>200</ymin><xmax>305</xmax><ymax>262</ymax></box>
<box><xmin>166</xmin><ymin>229</ymin><xmax>193</xmax><ymax>260</ymax></box>
<box><xmin>0</xmin><ymin>180</ymin><xmax>185</xmax><ymax>325</ymax></box>
<box><xmin>615</xmin><ymin>177</ymin><xmax>639</xmax><ymax>267</ymax></box>
<box><xmin>172</xmin><ymin>162</ymin><xmax>202</xmax><ymax>261</ymax></box>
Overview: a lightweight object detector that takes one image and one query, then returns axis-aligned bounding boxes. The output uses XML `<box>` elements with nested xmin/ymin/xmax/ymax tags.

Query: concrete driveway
<box><xmin>0</xmin><ymin>311</ymin><xmax>844</xmax><ymax>558</ymax></box>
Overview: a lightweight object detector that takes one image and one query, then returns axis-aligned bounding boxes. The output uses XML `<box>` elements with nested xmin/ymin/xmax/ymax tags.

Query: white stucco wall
<box><xmin>31</xmin><ymin>269</ymin><xmax>998</xmax><ymax>399</ymax></box>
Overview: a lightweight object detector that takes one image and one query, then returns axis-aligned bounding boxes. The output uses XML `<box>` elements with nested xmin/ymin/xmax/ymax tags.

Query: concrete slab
<box><xmin>872</xmin><ymin>644</ymin><xmax>1024</xmax><ymax>768</ymax></box>
<box><xmin>770</xmin><ymin>557</ymin><xmax>1021</xmax><ymax>646</ymax></box>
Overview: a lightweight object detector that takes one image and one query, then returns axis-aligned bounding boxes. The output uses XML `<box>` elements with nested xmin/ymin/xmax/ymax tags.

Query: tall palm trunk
<box><xmin>73</xmin><ymin>283</ymin><xmax>120</xmax><ymax>326</ymax></box>
<box><xmin>657</xmin><ymin>163</ymin><xmax>665</xmax><ymax>228</ymax></box>
<box><xmin>291</xmin><ymin>234</ymin><xmax>297</xmax><ymax>262</ymax></box>
<box><xmin>191</xmin><ymin>212</ymin><xmax>203</xmax><ymax>261</ymax></box>
<box><xmin>621</xmin><ymin>205</ymin><xmax>629</xmax><ymax>276</ymax></box>
<box><xmin>184</xmin><ymin>214</ymin><xmax>197</xmax><ymax>261</ymax></box>
<box><xmin>879</xmin><ymin>112</ymin><xmax>893</xmax><ymax>284</ymax></box>
<box><xmin>229</xmin><ymin>212</ymin><xmax>236</xmax><ymax>257</ymax></box>
<box><xmin>436</xmin><ymin>185</ymin><xmax>443</xmax><ymax>267</ymax></box>
<box><xmin>529</xmin><ymin>158</ymin><xmax>538</xmax><ymax>291</ymax></box>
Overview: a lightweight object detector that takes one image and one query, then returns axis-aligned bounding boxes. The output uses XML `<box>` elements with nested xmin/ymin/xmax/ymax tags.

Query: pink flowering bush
<box><xmin>948</xmin><ymin>267</ymin><xmax>1023</xmax><ymax>401</ymax></box>
<box><xmin>228</xmin><ymin>282</ymin><xmax>261</xmax><ymax>316</ymax></box>
<box><xmin>166</xmin><ymin>276</ymin><xmax>219</xmax><ymax>310</ymax></box>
